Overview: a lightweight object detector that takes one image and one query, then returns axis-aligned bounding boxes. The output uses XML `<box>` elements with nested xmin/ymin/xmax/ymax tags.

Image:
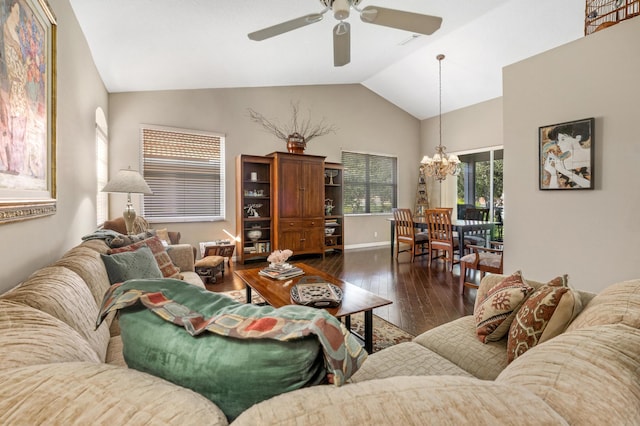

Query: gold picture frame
<box><xmin>0</xmin><ymin>0</ymin><xmax>56</xmax><ymax>224</ymax></box>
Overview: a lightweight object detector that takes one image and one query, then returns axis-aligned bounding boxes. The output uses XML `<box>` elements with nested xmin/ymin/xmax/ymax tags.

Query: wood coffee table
<box><xmin>234</xmin><ymin>263</ymin><xmax>392</xmax><ymax>353</ymax></box>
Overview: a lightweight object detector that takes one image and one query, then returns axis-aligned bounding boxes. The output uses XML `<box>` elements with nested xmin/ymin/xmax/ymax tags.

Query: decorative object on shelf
<box><xmin>244</xmin><ymin>189</ymin><xmax>264</xmax><ymax>197</ymax></box>
<box><xmin>101</xmin><ymin>167</ymin><xmax>154</xmax><ymax>235</ymax></box>
<box><xmin>247</xmin><ymin>228</ymin><xmax>263</xmax><ymax>241</ymax></box>
<box><xmin>325</xmin><ymin>227</ymin><xmax>335</xmax><ymax>235</ymax></box>
<box><xmin>247</xmin><ymin>101</ymin><xmax>337</xmax><ymax>154</ymax></box>
<box><xmin>420</xmin><ymin>54</ymin><xmax>461</xmax><ymax>182</ymax></box>
<box><xmin>325</xmin><ymin>169</ymin><xmax>338</xmax><ymax>185</ymax></box>
<box><xmin>250</xmin><ymin>171</ymin><xmax>258</xmax><ymax>181</ymax></box>
<box><xmin>267</xmin><ymin>249</ymin><xmax>293</xmax><ymax>265</ymax></box>
<box><xmin>244</xmin><ymin>203</ymin><xmax>262</xmax><ymax>217</ymax></box>
<box><xmin>324</xmin><ymin>198</ymin><xmax>335</xmax><ymax>215</ymax></box>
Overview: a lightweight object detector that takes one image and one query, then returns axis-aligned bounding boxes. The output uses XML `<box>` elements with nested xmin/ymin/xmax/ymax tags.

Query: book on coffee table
<box><xmin>258</xmin><ymin>266</ymin><xmax>304</xmax><ymax>280</ymax></box>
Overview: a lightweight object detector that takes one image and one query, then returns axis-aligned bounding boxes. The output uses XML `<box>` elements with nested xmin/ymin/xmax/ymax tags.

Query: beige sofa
<box><xmin>1</xmin><ymin>238</ymin><xmax>639</xmax><ymax>425</ymax></box>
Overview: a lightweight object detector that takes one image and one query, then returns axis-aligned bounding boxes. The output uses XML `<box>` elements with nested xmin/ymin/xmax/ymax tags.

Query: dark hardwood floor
<box><xmin>205</xmin><ymin>246</ymin><xmax>477</xmax><ymax>337</ymax></box>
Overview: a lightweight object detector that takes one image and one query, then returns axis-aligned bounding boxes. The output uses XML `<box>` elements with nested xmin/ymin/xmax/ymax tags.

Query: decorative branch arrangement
<box><xmin>247</xmin><ymin>102</ymin><xmax>337</xmax><ymax>145</ymax></box>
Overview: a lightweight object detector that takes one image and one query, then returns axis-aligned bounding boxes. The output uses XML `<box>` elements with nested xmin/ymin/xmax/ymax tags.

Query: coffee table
<box><xmin>234</xmin><ymin>263</ymin><xmax>392</xmax><ymax>353</ymax></box>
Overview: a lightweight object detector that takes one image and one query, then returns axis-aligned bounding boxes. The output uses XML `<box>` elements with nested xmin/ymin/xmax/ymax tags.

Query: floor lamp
<box><xmin>102</xmin><ymin>167</ymin><xmax>153</xmax><ymax>235</ymax></box>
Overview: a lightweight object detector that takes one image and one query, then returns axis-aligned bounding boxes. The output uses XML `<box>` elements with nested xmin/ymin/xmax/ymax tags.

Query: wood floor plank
<box><xmin>208</xmin><ymin>246</ymin><xmax>476</xmax><ymax>337</ymax></box>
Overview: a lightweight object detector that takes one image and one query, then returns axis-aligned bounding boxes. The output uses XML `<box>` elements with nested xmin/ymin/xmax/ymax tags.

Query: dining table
<box><xmin>387</xmin><ymin>217</ymin><xmax>496</xmax><ymax>258</ymax></box>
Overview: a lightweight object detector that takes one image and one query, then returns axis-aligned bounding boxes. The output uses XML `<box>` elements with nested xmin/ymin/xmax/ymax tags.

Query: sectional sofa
<box><xmin>1</xmin><ymin>236</ymin><xmax>639</xmax><ymax>425</ymax></box>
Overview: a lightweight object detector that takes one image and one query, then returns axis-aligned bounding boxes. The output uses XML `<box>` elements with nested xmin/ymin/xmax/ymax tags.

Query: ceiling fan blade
<box><xmin>360</xmin><ymin>6</ymin><xmax>442</xmax><ymax>35</ymax></box>
<box><xmin>248</xmin><ymin>13</ymin><xmax>325</xmax><ymax>41</ymax></box>
<box><xmin>333</xmin><ymin>22</ymin><xmax>351</xmax><ymax>67</ymax></box>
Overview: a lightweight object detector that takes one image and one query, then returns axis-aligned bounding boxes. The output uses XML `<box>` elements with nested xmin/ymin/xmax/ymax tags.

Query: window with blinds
<box><xmin>342</xmin><ymin>151</ymin><xmax>397</xmax><ymax>214</ymax></box>
<box><xmin>141</xmin><ymin>125</ymin><xmax>225</xmax><ymax>222</ymax></box>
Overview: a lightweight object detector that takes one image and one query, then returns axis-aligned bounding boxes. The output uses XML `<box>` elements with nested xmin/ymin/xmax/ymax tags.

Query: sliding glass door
<box><xmin>456</xmin><ymin>148</ymin><xmax>503</xmax><ymax>240</ymax></box>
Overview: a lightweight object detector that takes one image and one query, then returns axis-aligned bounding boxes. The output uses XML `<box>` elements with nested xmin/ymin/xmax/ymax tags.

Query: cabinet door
<box><xmin>279</xmin><ymin>158</ymin><xmax>303</xmax><ymax>218</ymax></box>
<box><xmin>279</xmin><ymin>220</ymin><xmax>324</xmax><ymax>253</ymax></box>
<box><xmin>302</xmin><ymin>160</ymin><xmax>325</xmax><ymax>218</ymax></box>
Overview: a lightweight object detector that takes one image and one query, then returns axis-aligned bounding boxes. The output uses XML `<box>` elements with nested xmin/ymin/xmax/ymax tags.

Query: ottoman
<box><xmin>194</xmin><ymin>255</ymin><xmax>225</xmax><ymax>283</ymax></box>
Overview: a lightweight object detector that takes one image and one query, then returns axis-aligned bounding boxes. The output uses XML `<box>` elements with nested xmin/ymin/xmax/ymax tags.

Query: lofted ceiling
<box><xmin>69</xmin><ymin>0</ymin><xmax>586</xmax><ymax>120</ymax></box>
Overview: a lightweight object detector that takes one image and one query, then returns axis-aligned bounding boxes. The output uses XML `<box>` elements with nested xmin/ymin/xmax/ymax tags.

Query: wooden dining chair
<box><xmin>392</xmin><ymin>208</ymin><xmax>429</xmax><ymax>262</ymax></box>
<box><xmin>462</xmin><ymin>207</ymin><xmax>490</xmax><ymax>254</ymax></box>
<box><xmin>459</xmin><ymin>241</ymin><xmax>504</xmax><ymax>295</ymax></box>
<box><xmin>425</xmin><ymin>208</ymin><xmax>460</xmax><ymax>271</ymax></box>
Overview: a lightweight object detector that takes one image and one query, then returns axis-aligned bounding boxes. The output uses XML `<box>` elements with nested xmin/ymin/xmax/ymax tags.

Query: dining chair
<box><xmin>392</xmin><ymin>208</ymin><xmax>429</xmax><ymax>262</ymax></box>
<box><xmin>425</xmin><ymin>208</ymin><xmax>460</xmax><ymax>271</ymax></box>
<box><xmin>459</xmin><ymin>241</ymin><xmax>504</xmax><ymax>295</ymax></box>
<box><xmin>462</xmin><ymin>207</ymin><xmax>490</xmax><ymax>254</ymax></box>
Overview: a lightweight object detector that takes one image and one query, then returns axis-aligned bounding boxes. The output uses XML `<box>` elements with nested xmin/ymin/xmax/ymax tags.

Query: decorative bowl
<box><xmin>247</xmin><ymin>229</ymin><xmax>262</xmax><ymax>241</ymax></box>
<box><xmin>325</xmin><ymin>227</ymin><xmax>335</xmax><ymax>235</ymax></box>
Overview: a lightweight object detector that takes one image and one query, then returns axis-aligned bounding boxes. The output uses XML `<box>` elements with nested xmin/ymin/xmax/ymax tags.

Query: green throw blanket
<box><xmin>96</xmin><ymin>279</ymin><xmax>367</xmax><ymax>420</ymax></box>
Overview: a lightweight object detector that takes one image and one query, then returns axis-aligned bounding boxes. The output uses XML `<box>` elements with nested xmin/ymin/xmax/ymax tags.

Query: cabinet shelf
<box><xmin>236</xmin><ymin>155</ymin><xmax>274</xmax><ymax>264</ymax></box>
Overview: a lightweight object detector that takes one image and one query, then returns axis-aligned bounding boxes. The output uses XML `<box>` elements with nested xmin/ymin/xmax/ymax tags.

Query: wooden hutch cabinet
<box><xmin>236</xmin><ymin>152</ymin><xmax>344</xmax><ymax>263</ymax></box>
<box><xmin>269</xmin><ymin>152</ymin><xmax>325</xmax><ymax>257</ymax></box>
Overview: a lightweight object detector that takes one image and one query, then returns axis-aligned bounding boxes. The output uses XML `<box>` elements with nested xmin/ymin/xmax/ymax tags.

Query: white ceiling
<box><xmin>69</xmin><ymin>0</ymin><xmax>586</xmax><ymax>120</ymax></box>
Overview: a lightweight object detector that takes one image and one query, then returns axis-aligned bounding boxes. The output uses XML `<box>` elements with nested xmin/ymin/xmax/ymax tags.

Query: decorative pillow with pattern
<box><xmin>507</xmin><ymin>275</ymin><xmax>582</xmax><ymax>363</ymax></box>
<box><xmin>475</xmin><ymin>271</ymin><xmax>534</xmax><ymax>343</ymax></box>
<box><xmin>109</xmin><ymin>236</ymin><xmax>180</xmax><ymax>279</ymax></box>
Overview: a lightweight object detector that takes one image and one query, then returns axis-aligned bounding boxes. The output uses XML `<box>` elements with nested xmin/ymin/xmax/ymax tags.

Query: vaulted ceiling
<box><xmin>69</xmin><ymin>0</ymin><xmax>586</xmax><ymax>120</ymax></box>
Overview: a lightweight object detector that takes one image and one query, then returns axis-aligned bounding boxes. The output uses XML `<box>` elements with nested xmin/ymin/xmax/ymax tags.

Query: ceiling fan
<box><xmin>248</xmin><ymin>0</ymin><xmax>442</xmax><ymax>67</ymax></box>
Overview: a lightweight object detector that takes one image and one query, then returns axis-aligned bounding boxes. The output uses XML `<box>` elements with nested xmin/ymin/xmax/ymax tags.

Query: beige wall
<box><xmin>503</xmin><ymin>18</ymin><xmax>640</xmax><ymax>292</ymax></box>
<box><xmin>0</xmin><ymin>0</ymin><xmax>109</xmax><ymax>293</ymax></box>
<box><xmin>108</xmin><ymin>85</ymin><xmax>420</xmax><ymax>252</ymax></box>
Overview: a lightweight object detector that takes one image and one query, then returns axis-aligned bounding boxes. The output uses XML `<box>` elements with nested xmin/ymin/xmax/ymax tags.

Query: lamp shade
<box><xmin>102</xmin><ymin>168</ymin><xmax>153</xmax><ymax>195</ymax></box>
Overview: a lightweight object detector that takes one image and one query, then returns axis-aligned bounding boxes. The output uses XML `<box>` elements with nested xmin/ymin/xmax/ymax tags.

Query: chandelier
<box><xmin>421</xmin><ymin>54</ymin><xmax>460</xmax><ymax>182</ymax></box>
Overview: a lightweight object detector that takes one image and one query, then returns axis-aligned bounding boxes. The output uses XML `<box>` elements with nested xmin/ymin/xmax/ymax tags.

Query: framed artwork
<box><xmin>539</xmin><ymin>118</ymin><xmax>595</xmax><ymax>190</ymax></box>
<box><xmin>0</xmin><ymin>0</ymin><xmax>56</xmax><ymax>224</ymax></box>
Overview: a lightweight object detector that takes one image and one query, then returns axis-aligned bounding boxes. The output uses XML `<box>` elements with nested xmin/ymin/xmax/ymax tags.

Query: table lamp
<box><xmin>102</xmin><ymin>167</ymin><xmax>153</xmax><ymax>235</ymax></box>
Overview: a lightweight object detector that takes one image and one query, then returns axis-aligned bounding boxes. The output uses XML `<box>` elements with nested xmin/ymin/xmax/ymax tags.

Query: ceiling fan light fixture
<box><xmin>332</xmin><ymin>0</ymin><xmax>351</xmax><ymax>20</ymax></box>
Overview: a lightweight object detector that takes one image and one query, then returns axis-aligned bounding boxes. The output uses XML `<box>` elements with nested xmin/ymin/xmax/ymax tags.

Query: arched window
<box><xmin>96</xmin><ymin>108</ymin><xmax>108</xmax><ymax>225</ymax></box>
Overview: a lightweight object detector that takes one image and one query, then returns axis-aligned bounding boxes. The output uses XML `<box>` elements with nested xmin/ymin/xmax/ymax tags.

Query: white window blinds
<box><xmin>141</xmin><ymin>125</ymin><xmax>225</xmax><ymax>222</ymax></box>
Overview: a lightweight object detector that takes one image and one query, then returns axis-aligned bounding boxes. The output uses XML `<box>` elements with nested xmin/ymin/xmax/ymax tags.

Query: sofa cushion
<box><xmin>566</xmin><ymin>279</ymin><xmax>640</xmax><ymax>332</ymax></box>
<box><xmin>0</xmin><ymin>300</ymin><xmax>101</xmax><ymax>369</ymax></box>
<box><xmin>109</xmin><ymin>236</ymin><xmax>180</xmax><ymax>279</ymax></box>
<box><xmin>101</xmin><ymin>245</ymin><xmax>164</xmax><ymax>284</ymax></box>
<box><xmin>234</xmin><ymin>375</ymin><xmax>567</xmax><ymax>426</ymax></box>
<box><xmin>507</xmin><ymin>275</ymin><xmax>582</xmax><ymax>363</ymax></box>
<box><xmin>498</xmin><ymin>324</ymin><xmax>640</xmax><ymax>425</ymax></box>
<box><xmin>0</xmin><ymin>266</ymin><xmax>110</xmax><ymax>362</ymax></box>
<box><xmin>349</xmin><ymin>341</ymin><xmax>473</xmax><ymax>383</ymax></box>
<box><xmin>0</xmin><ymin>362</ymin><xmax>227</xmax><ymax>425</ymax></box>
<box><xmin>413</xmin><ymin>316</ymin><xmax>508</xmax><ymax>380</ymax></box>
<box><xmin>474</xmin><ymin>271</ymin><xmax>534</xmax><ymax>343</ymax></box>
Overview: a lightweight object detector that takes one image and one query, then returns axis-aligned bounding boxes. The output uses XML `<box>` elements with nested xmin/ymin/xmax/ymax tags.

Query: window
<box><xmin>456</xmin><ymin>148</ymin><xmax>504</xmax><ymax>238</ymax></box>
<box><xmin>342</xmin><ymin>151</ymin><xmax>397</xmax><ymax>214</ymax></box>
<box><xmin>96</xmin><ymin>110</ymin><xmax>108</xmax><ymax>226</ymax></box>
<box><xmin>141</xmin><ymin>125</ymin><xmax>225</xmax><ymax>222</ymax></box>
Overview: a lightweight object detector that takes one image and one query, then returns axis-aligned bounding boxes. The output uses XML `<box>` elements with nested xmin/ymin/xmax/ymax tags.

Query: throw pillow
<box><xmin>109</xmin><ymin>236</ymin><xmax>181</xmax><ymax>279</ymax></box>
<box><xmin>507</xmin><ymin>275</ymin><xmax>583</xmax><ymax>363</ymax></box>
<box><xmin>101</xmin><ymin>246</ymin><xmax>163</xmax><ymax>284</ymax></box>
<box><xmin>155</xmin><ymin>228</ymin><xmax>171</xmax><ymax>246</ymax></box>
<box><xmin>475</xmin><ymin>271</ymin><xmax>534</xmax><ymax>343</ymax></box>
